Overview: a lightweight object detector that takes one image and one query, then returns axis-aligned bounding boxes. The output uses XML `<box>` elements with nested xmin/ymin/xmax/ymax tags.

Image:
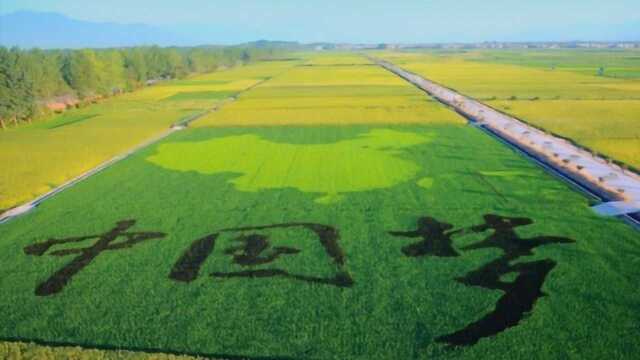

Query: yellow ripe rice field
<box><xmin>379</xmin><ymin>51</ymin><xmax>640</xmax><ymax>168</ymax></box>
<box><xmin>488</xmin><ymin>100</ymin><xmax>640</xmax><ymax>167</ymax></box>
<box><xmin>195</xmin><ymin>55</ymin><xmax>464</xmax><ymax>127</ymax></box>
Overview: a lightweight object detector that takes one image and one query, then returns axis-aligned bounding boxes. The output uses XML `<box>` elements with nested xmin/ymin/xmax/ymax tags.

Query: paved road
<box><xmin>372</xmin><ymin>57</ymin><xmax>640</xmax><ymax>220</ymax></box>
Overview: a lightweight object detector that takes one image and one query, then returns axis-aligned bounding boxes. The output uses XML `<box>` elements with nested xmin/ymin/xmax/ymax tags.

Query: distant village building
<box><xmin>398</xmin><ymin>41</ymin><xmax>639</xmax><ymax>50</ymax></box>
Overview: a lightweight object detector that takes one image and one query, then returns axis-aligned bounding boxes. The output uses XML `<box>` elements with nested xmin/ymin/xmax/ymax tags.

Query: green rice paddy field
<box><xmin>1</xmin><ymin>53</ymin><xmax>639</xmax><ymax>359</ymax></box>
<box><xmin>378</xmin><ymin>50</ymin><xmax>640</xmax><ymax>168</ymax></box>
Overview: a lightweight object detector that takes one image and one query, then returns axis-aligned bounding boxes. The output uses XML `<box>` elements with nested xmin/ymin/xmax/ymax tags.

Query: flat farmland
<box><xmin>486</xmin><ymin>100</ymin><xmax>640</xmax><ymax>167</ymax></box>
<box><xmin>466</xmin><ymin>49</ymin><xmax>640</xmax><ymax>79</ymax></box>
<box><xmin>1</xmin><ymin>53</ymin><xmax>639</xmax><ymax>359</ymax></box>
<box><xmin>378</xmin><ymin>51</ymin><xmax>640</xmax><ymax>168</ymax></box>
<box><xmin>195</xmin><ymin>56</ymin><xmax>462</xmax><ymax>127</ymax></box>
<box><xmin>0</xmin><ymin>60</ymin><xmax>299</xmax><ymax>212</ymax></box>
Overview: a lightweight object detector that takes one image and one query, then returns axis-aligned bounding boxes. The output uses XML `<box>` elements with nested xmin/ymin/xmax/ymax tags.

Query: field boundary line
<box><xmin>368</xmin><ymin>55</ymin><xmax>640</xmax><ymax>229</ymax></box>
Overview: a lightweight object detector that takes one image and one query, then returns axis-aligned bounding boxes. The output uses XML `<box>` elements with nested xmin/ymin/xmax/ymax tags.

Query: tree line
<box><xmin>0</xmin><ymin>46</ymin><xmax>280</xmax><ymax>128</ymax></box>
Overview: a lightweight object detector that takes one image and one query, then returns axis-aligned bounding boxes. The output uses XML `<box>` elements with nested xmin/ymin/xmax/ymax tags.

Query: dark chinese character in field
<box><xmin>223</xmin><ymin>234</ymin><xmax>300</xmax><ymax>266</ymax></box>
<box><xmin>169</xmin><ymin>222</ymin><xmax>353</xmax><ymax>287</ymax></box>
<box><xmin>435</xmin><ymin>214</ymin><xmax>574</xmax><ymax>346</ymax></box>
<box><xmin>389</xmin><ymin>216</ymin><xmax>461</xmax><ymax>257</ymax></box>
<box><xmin>24</xmin><ymin>220</ymin><xmax>166</xmax><ymax>296</ymax></box>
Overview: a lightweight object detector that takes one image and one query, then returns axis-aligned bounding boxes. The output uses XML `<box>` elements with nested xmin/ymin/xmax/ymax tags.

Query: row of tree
<box><xmin>0</xmin><ymin>46</ymin><xmax>281</xmax><ymax>128</ymax></box>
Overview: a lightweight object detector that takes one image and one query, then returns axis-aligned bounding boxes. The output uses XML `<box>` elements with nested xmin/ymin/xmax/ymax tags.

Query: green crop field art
<box><xmin>1</xmin><ymin>53</ymin><xmax>639</xmax><ymax>359</ymax></box>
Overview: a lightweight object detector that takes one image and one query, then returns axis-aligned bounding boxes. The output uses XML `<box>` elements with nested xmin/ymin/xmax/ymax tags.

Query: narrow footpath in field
<box><xmin>370</xmin><ymin>56</ymin><xmax>640</xmax><ymax>225</ymax></box>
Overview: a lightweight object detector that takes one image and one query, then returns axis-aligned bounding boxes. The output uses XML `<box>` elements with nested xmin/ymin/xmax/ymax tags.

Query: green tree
<box><xmin>123</xmin><ymin>48</ymin><xmax>148</xmax><ymax>90</ymax></box>
<box><xmin>99</xmin><ymin>50</ymin><xmax>126</xmax><ymax>94</ymax></box>
<box><xmin>0</xmin><ymin>43</ymin><xmax>284</xmax><ymax>128</ymax></box>
<box><xmin>0</xmin><ymin>47</ymin><xmax>36</xmax><ymax>126</ymax></box>
<box><xmin>165</xmin><ymin>49</ymin><xmax>188</xmax><ymax>79</ymax></box>
<box><xmin>241</xmin><ymin>49</ymin><xmax>251</xmax><ymax>63</ymax></box>
<box><xmin>61</xmin><ymin>49</ymin><xmax>105</xmax><ymax>98</ymax></box>
<box><xmin>21</xmin><ymin>49</ymin><xmax>70</xmax><ymax>100</ymax></box>
<box><xmin>143</xmin><ymin>46</ymin><xmax>169</xmax><ymax>79</ymax></box>
<box><xmin>0</xmin><ymin>48</ymin><xmax>12</xmax><ymax>128</ymax></box>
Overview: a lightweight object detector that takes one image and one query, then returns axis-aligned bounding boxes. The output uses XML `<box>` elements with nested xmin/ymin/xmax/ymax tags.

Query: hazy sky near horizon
<box><xmin>1</xmin><ymin>0</ymin><xmax>639</xmax><ymax>42</ymax></box>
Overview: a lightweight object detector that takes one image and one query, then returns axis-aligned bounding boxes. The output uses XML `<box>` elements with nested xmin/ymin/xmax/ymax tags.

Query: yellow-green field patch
<box><xmin>195</xmin><ymin>58</ymin><xmax>465</xmax><ymax>127</ymax></box>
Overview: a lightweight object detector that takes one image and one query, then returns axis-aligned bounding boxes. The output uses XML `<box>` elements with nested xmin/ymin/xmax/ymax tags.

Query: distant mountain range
<box><xmin>1</xmin><ymin>10</ymin><xmax>637</xmax><ymax>49</ymax></box>
<box><xmin>0</xmin><ymin>11</ymin><xmax>187</xmax><ymax>48</ymax></box>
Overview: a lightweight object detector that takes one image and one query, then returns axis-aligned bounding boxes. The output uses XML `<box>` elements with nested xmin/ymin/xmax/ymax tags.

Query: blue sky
<box><xmin>1</xmin><ymin>0</ymin><xmax>638</xmax><ymax>43</ymax></box>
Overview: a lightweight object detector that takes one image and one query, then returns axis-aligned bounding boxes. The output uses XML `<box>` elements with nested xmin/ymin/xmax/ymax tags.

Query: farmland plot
<box><xmin>465</xmin><ymin>49</ymin><xmax>640</xmax><ymax>79</ymax></box>
<box><xmin>378</xmin><ymin>51</ymin><xmax>640</xmax><ymax>168</ymax></box>
<box><xmin>195</xmin><ymin>56</ymin><xmax>462</xmax><ymax>127</ymax></box>
<box><xmin>1</xmin><ymin>53</ymin><xmax>639</xmax><ymax>359</ymax></box>
<box><xmin>0</xmin><ymin>60</ymin><xmax>299</xmax><ymax>211</ymax></box>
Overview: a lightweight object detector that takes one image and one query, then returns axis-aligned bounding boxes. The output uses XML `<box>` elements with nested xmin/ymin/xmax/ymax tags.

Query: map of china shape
<box><xmin>147</xmin><ymin>129</ymin><xmax>433</xmax><ymax>204</ymax></box>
